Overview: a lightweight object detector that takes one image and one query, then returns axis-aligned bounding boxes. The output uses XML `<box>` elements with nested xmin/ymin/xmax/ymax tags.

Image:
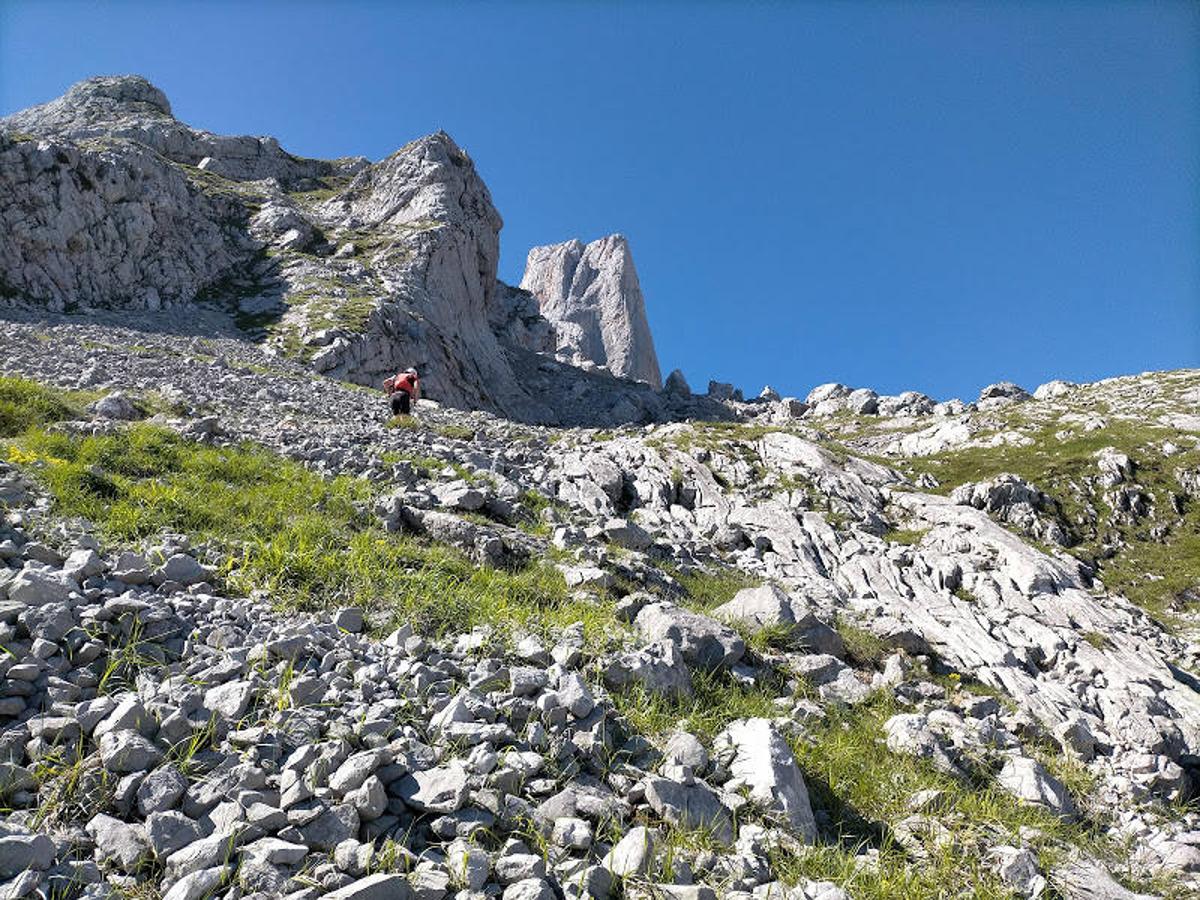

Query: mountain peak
<box><xmin>63</xmin><ymin>74</ymin><xmax>173</xmax><ymax>116</ymax></box>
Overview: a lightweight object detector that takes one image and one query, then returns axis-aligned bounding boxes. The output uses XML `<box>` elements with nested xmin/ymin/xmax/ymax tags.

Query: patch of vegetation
<box><xmin>652</xmin><ymin>421</ymin><xmax>788</xmax><ymax>455</ymax></box>
<box><xmin>516</xmin><ymin>489</ymin><xmax>568</xmax><ymax>537</ymax></box>
<box><xmin>0</xmin><ymin>376</ymin><xmax>79</xmax><ymax>437</ymax></box>
<box><xmin>670</xmin><ymin>565</ymin><xmax>758</xmax><ymax>610</ymax></box>
<box><xmin>951</xmin><ymin>586</ymin><xmax>977</xmax><ymax>605</ymax></box>
<box><xmin>30</xmin><ymin>748</ymin><xmax>114</xmax><ymax>829</ymax></box>
<box><xmin>4</xmin><ymin>421</ymin><xmax>606</xmax><ymax>641</ymax></box>
<box><xmin>883</xmin><ymin>527</ymin><xmax>928</xmax><ymax>546</ymax></box>
<box><xmin>380</xmin><ymin>449</ymin><xmax>447</xmax><ymax>473</ymax></box>
<box><xmin>611</xmin><ymin>667</ymin><xmax>787</xmax><ymax>741</ymax></box>
<box><xmin>286</xmin><ymin>175</ymin><xmax>353</xmax><ymax>205</ymax></box>
<box><xmin>173</xmin><ymin>161</ymin><xmax>266</xmax><ymax>205</ymax></box>
<box><xmin>835</xmin><ymin>620</ymin><xmax>890</xmax><ymax>668</ymax></box>
<box><xmin>899</xmin><ymin>414</ymin><xmax>1200</xmax><ymax>621</ymax></box>
<box><xmin>434</xmin><ymin>423</ymin><xmax>476</xmax><ymax>442</ymax></box>
<box><xmin>289</xmin><ymin>284</ymin><xmax>377</xmax><ymax>334</ymax></box>
<box><xmin>614</xmin><ymin>678</ymin><xmax>1142</xmax><ymax>899</ymax></box>
<box><xmin>1081</xmin><ymin>631</ymin><xmax>1110</xmax><ymax>650</ymax></box>
<box><xmin>384</xmin><ymin>415</ymin><xmax>421</xmax><ymax>430</ymax></box>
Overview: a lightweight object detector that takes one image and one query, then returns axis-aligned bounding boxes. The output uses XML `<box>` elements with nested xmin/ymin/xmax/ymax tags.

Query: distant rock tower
<box><xmin>520</xmin><ymin>235</ymin><xmax>663</xmax><ymax>389</ymax></box>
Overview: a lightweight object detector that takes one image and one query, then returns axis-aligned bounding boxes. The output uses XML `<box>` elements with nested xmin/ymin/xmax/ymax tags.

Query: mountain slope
<box><xmin>0</xmin><ymin>76</ymin><xmax>681</xmax><ymax>425</ymax></box>
<box><xmin>0</xmin><ymin>315</ymin><xmax>1198</xmax><ymax>898</ymax></box>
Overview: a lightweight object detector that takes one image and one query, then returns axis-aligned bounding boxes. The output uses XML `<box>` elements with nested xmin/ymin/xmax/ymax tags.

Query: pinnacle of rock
<box><xmin>520</xmin><ymin>234</ymin><xmax>663</xmax><ymax>389</ymax></box>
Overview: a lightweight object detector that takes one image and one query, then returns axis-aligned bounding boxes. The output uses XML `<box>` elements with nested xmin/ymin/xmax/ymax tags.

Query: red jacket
<box><xmin>384</xmin><ymin>372</ymin><xmax>420</xmax><ymax>398</ymax></box>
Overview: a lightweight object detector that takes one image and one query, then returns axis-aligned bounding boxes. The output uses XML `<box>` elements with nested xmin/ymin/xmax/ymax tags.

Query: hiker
<box><xmin>384</xmin><ymin>367</ymin><xmax>421</xmax><ymax>416</ymax></box>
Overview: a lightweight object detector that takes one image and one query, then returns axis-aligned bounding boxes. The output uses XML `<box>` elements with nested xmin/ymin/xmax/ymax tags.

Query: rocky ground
<box><xmin>4</xmin><ymin>72</ymin><xmax>1200</xmax><ymax>900</ymax></box>
<box><xmin>2</xmin><ymin>314</ymin><xmax>1200</xmax><ymax>900</ymax></box>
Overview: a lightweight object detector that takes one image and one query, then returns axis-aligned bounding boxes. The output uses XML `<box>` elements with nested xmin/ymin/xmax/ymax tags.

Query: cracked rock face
<box><xmin>521</xmin><ymin>235</ymin><xmax>663</xmax><ymax>388</ymax></box>
<box><xmin>0</xmin><ymin>133</ymin><xmax>256</xmax><ymax>311</ymax></box>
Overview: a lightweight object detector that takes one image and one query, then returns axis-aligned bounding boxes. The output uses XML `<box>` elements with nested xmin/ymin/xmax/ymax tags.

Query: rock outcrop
<box><xmin>0</xmin><ymin>74</ymin><xmax>357</xmax><ymax>186</ymax></box>
<box><xmin>0</xmin><ymin>131</ymin><xmax>256</xmax><ymax>311</ymax></box>
<box><xmin>300</xmin><ymin>131</ymin><xmax>556</xmax><ymax>419</ymax></box>
<box><xmin>0</xmin><ymin>76</ymin><xmax>689</xmax><ymax>425</ymax></box>
<box><xmin>520</xmin><ymin>235</ymin><xmax>663</xmax><ymax>388</ymax></box>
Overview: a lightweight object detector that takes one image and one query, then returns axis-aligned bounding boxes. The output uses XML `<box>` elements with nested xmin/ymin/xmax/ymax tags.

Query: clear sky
<box><xmin>3</xmin><ymin>1</ymin><xmax>1197</xmax><ymax>401</ymax></box>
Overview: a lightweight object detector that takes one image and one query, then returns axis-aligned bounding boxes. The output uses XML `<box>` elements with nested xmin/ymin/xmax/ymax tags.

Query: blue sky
<box><xmin>3</xmin><ymin>1</ymin><xmax>1197</xmax><ymax>401</ymax></box>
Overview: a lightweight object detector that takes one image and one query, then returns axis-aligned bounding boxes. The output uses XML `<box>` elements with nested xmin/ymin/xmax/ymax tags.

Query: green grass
<box><xmin>882</xmin><ymin>527</ymin><xmax>928</xmax><ymax>546</ymax></box>
<box><xmin>1081</xmin><ymin>631</ymin><xmax>1110</xmax><ymax>650</ymax></box>
<box><xmin>615</xmin><ymin>676</ymin><xmax>1147</xmax><ymax>899</ymax></box>
<box><xmin>29</xmin><ymin>745</ymin><xmax>114</xmax><ymax>829</ymax></box>
<box><xmin>670</xmin><ymin>565</ymin><xmax>758</xmax><ymax>611</ymax></box>
<box><xmin>952</xmin><ymin>586</ymin><xmax>978</xmax><ymax>604</ymax></box>
<box><xmin>835</xmin><ymin>620</ymin><xmax>890</xmax><ymax>668</ymax></box>
<box><xmin>5</xmin><ymin>421</ymin><xmax>611</xmax><ymax>642</ymax></box>
<box><xmin>516</xmin><ymin>489</ymin><xmax>565</xmax><ymax>537</ymax></box>
<box><xmin>612</xmin><ymin>667</ymin><xmax>788</xmax><ymax>742</ymax></box>
<box><xmin>657</xmin><ymin>421</ymin><xmax>789</xmax><ymax>454</ymax></box>
<box><xmin>0</xmin><ymin>376</ymin><xmax>80</xmax><ymax>437</ymax></box>
<box><xmin>380</xmin><ymin>449</ymin><xmax>448</xmax><ymax>472</ymax></box>
<box><xmin>900</xmin><ymin>419</ymin><xmax>1167</xmax><ymax>499</ymax></box>
<box><xmin>898</xmin><ymin>412</ymin><xmax>1200</xmax><ymax>621</ymax></box>
<box><xmin>385</xmin><ymin>415</ymin><xmax>421</xmax><ymax>430</ymax></box>
<box><xmin>434</xmin><ymin>423</ymin><xmax>476</xmax><ymax>441</ymax></box>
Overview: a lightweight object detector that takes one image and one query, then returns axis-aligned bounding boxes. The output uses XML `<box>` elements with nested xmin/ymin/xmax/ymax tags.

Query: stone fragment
<box><xmin>996</xmin><ymin>756</ymin><xmax>1076</xmax><ymax>819</ymax></box>
<box><xmin>396</xmin><ymin>764</ymin><xmax>469</xmax><ymax>813</ymax></box>
<box><xmin>644</xmin><ymin>777</ymin><xmax>733</xmax><ymax>844</ymax></box>
<box><xmin>0</xmin><ymin>833</ymin><xmax>55</xmax><ymax>877</ymax></box>
<box><xmin>602</xmin><ymin>826</ymin><xmax>659</xmax><ymax>877</ymax></box>
<box><xmin>324</xmin><ymin>873</ymin><xmax>414</xmax><ymax>900</ymax></box>
<box><xmin>635</xmin><ymin>602</ymin><xmax>745</xmax><ymax>671</ymax></box>
<box><xmin>714</xmin><ymin>718</ymin><xmax>816</xmax><ymax>841</ymax></box>
<box><xmin>714</xmin><ymin>584</ymin><xmax>843</xmax><ymax>657</ymax></box>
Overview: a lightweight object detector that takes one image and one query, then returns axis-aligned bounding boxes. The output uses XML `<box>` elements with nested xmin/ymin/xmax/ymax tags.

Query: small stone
<box><xmin>0</xmin><ymin>833</ymin><xmax>55</xmax><ymax>877</ymax></box>
<box><xmin>503</xmin><ymin>877</ymin><xmax>556</xmax><ymax>900</ymax></box>
<box><xmin>333</xmin><ymin>607</ymin><xmax>365</xmax><ymax>633</ymax></box>
<box><xmin>137</xmin><ymin>766</ymin><xmax>187</xmax><ymax>815</ymax></box>
<box><xmin>603</xmin><ymin>826</ymin><xmax>659</xmax><ymax>877</ymax></box>
<box><xmin>162</xmin><ymin>866</ymin><xmax>227</xmax><ymax>900</ymax></box>
<box><xmin>99</xmin><ymin>730</ymin><xmax>163</xmax><ymax>774</ymax></box>
<box><xmin>552</xmin><ymin>816</ymin><xmax>593</xmax><ymax>850</ymax></box>
<box><xmin>324</xmin><ymin>873</ymin><xmax>413</xmax><ymax>900</ymax></box>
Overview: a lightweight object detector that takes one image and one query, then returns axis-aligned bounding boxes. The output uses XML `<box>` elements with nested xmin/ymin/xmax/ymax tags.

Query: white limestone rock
<box><xmin>521</xmin><ymin>235</ymin><xmax>662</xmax><ymax>388</ymax></box>
<box><xmin>713</xmin><ymin>718</ymin><xmax>817</xmax><ymax>841</ymax></box>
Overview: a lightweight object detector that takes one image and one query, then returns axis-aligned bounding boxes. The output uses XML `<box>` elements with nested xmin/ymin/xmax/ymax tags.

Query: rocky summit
<box><xmin>2</xmin><ymin>75</ymin><xmax>1200</xmax><ymax>900</ymax></box>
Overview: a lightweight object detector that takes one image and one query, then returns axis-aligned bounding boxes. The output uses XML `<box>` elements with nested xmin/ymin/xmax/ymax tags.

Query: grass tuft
<box><xmin>0</xmin><ymin>376</ymin><xmax>80</xmax><ymax>436</ymax></box>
